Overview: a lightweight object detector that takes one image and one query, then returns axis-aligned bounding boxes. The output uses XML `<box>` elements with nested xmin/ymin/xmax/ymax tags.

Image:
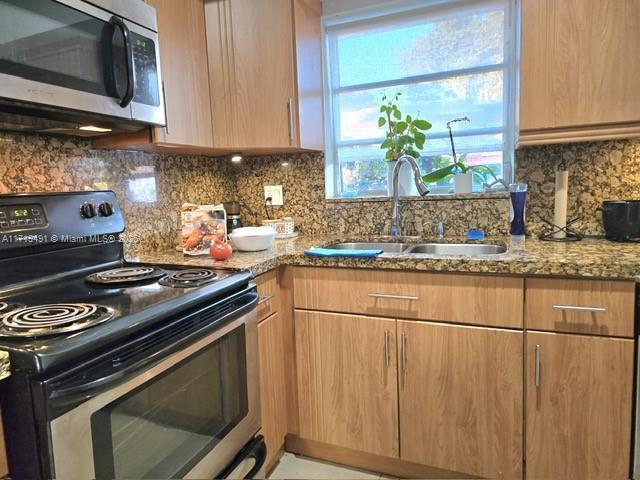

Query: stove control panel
<box><xmin>0</xmin><ymin>191</ymin><xmax>125</xmax><ymax>251</ymax></box>
<box><xmin>0</xmin><ymin>204</ymin><xmax>47</xmax><ymax>232</ymax></box>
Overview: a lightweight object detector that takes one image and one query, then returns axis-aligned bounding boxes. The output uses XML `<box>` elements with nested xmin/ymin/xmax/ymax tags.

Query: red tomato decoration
<box><xmin>210</xmin><ymin>242</ymin><xmax>233</xmax><ymax>260</ymax></box>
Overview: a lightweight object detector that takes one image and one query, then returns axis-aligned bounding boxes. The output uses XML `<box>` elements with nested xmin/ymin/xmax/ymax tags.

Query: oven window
<box><xmin>0</xmin><ymin>0</ymin><xmax>120</xmax><ymax>97</ymax></box>
<box><xmin>91</xmin><ymin>326</ymin><xmax>248</xmax><ymax>479</ymax></box>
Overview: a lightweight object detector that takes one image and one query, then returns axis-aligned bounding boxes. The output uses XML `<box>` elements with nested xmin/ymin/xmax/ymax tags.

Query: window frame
<box><xmin>321</xmin><ymin>0</ymin><xmax>518</xmax><ymax>198</ymax></box>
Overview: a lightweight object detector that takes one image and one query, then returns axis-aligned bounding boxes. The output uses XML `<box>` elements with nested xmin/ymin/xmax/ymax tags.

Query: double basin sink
<box><xmin>325</xmin><ymin>242</ymin><xmax>507</xmax><ymax>256</ymax></box>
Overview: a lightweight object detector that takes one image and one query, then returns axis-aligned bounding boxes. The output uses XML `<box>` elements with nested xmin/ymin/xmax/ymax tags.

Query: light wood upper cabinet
<box><xmin>295</xmin><ymin>310</ymin><xmax>399</xmax><ymax>458</ymax></box>
<box><xmin>258</xmin><ymin>312</ymin><xmax>288</xmax><ymax>471</ymax></box>
<box><xmin>526</xmin><ymin>331</ymin><xmax>634</xmax><ymax>480</ymax></box>
<box><xmin>398</xmin><ymin>321</ymin><xmax>523</xmax><ymax>479</ymax></box>
<box><xmin>147</xmin><ymin>0</ymin><xmax>214</xmax><ymax>148</ymax></box>
<box><xmin>205</xmin><ymin>0</ymin><xmax>323</xmax><ymax>151</ymax></box>
<box><xmin>519</xmin><ymin>0</ymin><xmax>640</xmax><ymax>145</ymax></box>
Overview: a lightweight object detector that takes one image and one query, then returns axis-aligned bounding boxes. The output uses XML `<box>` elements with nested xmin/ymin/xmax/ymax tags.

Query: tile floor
<box><xmin>268</xmin><ymin>453</ymin><xmax>394</xmax><ymax>479</ymax></box>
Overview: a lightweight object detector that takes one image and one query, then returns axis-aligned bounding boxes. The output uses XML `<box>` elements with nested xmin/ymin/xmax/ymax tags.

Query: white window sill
<box><xmin>325</xmin><ymin>191</ymin><xmax>510</xmax><ymax>203</ymax></box>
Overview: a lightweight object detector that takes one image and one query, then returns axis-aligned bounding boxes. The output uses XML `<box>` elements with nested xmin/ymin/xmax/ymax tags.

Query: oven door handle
<box><xmin>50</xmin><ymin>357</ymin><xmax>148</xmax><ymax>402</ymax></box>
<box><xmin>110</xmin><ymin>16</ymin><xmax>135</xmax><ymax>107</ymax></box>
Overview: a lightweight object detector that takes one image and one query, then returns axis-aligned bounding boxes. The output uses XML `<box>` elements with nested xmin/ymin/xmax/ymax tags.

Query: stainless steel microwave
<box><xmin>0</xmin><ymin>0</ymin><xmax>165</xmax><ymax>135</ymax></box>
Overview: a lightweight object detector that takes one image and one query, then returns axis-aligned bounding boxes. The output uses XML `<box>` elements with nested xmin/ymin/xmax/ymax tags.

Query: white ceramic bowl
<box><xmin>229</xmin><ymin>226</ymin><xmax>276</xmax><ymax>252</ymax></box>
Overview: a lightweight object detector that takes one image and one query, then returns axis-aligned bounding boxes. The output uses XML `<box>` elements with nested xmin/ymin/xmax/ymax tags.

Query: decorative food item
<box><xmin>228</xmin><ymin>226</ymin><xmax>276</xmax><ymax>252</ymax></box>
<box><xmin>261</xmin><ymin>217</ymin><xmax>295</xmax><ymax>236</ymax></box>
<box><xmin>181</xmin><ymin>204</ymin><xmax>227</xmax><ymax>256</ymax></box>
<box><xmin>210</xmin><ymin>241</ymin><xmax>233</xmax><ymax>261</ymax></box>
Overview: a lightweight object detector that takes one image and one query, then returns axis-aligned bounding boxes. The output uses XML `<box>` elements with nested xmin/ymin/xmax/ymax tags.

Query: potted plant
<box><xmin>378</xmin><ymin>93</ymin><xmax>432</xmax><ymax>195</ymax></box>
<box><xmin>421</xmin><ymin>117</ymin><xmax>496</xmax><ymax>194</ymax></box>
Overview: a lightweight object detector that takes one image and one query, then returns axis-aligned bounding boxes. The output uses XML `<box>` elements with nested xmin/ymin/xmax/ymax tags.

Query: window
<box><xmin>323</xmin><ymin>0</ymin><xmax>516</xmax><ymax>198</ymax></box>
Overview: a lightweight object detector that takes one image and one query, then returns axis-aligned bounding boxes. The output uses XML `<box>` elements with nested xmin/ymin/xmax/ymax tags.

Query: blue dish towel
<box><xmin>304</xmin><ymin>247</ymin><xmax>383</xmax><ymax>258</ymax></box>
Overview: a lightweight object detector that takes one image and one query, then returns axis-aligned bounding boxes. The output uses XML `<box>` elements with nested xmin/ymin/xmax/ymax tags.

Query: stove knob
<box><xmin>98</xmin><ymin>202</ymin><xmax>114</xmax><ymax>217</ymax></box>
<box><xmin>80</xmin><ymin>202</ymin><xmax>97</xmax><ymax>219</ymax></box>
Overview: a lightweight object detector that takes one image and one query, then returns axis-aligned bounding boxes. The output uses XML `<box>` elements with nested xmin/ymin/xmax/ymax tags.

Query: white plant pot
<box><xmin>387</xmin><ymin>160</ymin><xmax>414</xmax><ymax>196</ymax></box>
<box><xmin>454</xmin><ymin>173</ymin><xmax>473</xmax><ymax>194</ymax></box>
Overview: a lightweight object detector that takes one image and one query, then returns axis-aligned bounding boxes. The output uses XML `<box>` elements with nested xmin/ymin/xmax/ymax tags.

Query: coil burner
<box><xmin>158</xmin><ymin>269</ymin><xmax>219</xmax><ymax>288</ymax></box>
<box><xmin>86</xmin><ymin>266</ymin><xmax>166</xmax><ymax>286</ymax></box>
<box><xmin>0</xmin><ymin>303</ymin><xmax>115</xmax><ymax>338</ymax></box>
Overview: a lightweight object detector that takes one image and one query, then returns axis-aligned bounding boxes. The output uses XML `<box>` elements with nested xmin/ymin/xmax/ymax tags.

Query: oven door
<box><xmin>0</xmin><ymin>0</ymin><xmax>164</xmax><ymax>125</ymax></box>
<box><xmin>46</xmin><ymin>308</ymin><xmax>259</xmax><ymax>480</ymax></box>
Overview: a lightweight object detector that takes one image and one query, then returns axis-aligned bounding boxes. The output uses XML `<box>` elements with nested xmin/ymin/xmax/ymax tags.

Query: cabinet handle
<box><xmin>552</xmin><ymin>305</ymin><xmax>607</xmax><ymax>313</ymax></box>
<box><xmin>534</xmin><ymin>344</ymin><xmax>541</xmax><ymax>387</ymax></box>
<box><xmin>257</xmin><ymin>294</ymin><xmax>274</xmax><ymax>306</ymax></box>
<box><xmin>368</xmin><ymin>293</ymin><xmax>419</xmax><ymax>301</ymax></box>
<box><xmin>161</xmin><ymin>81</ymin><xmax>169</xmax><ymax>135</ymax></box>
<box><xmin>401</xmin><ymin>333</ymin><xmax>408</xmax><ymax>371</ymax></box>
<box><xmin>287</xmin><ymin>98</ymin><xmax>295</xmax><ymax>145</ymax></box>
<box><xmin>383</xmin><ymin>330</ymin><xmax>391</xmax><ymax>368</ymax></box>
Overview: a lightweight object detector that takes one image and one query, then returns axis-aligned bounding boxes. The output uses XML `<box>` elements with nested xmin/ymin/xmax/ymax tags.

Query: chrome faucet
<box><xmin>389</xmin><ymin>155</ymin><xmax>429</xmax><ymax>236</ymax></box>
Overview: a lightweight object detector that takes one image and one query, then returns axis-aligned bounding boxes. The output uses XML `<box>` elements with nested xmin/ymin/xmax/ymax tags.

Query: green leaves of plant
<box><xmin>422</xmin><ymin>164</ymin><xmax>457</xmax><ymax>184</ymax></box>
<box><xmin>413</xmin><ymin>119</ymin><xmax>432</xmax><ymax>131</ymax></box>
<box><xmin>378</xmin><ymin>91</ymin><xmax>432</xmax><ymax>162</ymax></box>
<box><xmin>393</xmin><ymin>121</ymin><xmax>408</xmax><ymax>134</ymax></box>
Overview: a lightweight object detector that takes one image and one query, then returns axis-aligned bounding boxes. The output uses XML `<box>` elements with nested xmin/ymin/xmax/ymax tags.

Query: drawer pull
<box><xmin>383</xmin><ymin>330</ymin><xmax>391</xmax><ymax>368</ymax></box>
<box><xmin>368</xmin><ymin>293</ymin><xmax>419</xmax><ymax>301</ymax></box>
<box><xmin>552</xmin><ymin>305</ymin><xmax>607</xmax><ymax>313</ymax></box>
<box><xmin>535</xmin><ymin>344</ymin><xmax>541</xmax><ymax>387</ymax></box>
<box><xmin>257</xmin><ymin>294</ymin><xmax>274</xmax><ymax>306</ymax></box>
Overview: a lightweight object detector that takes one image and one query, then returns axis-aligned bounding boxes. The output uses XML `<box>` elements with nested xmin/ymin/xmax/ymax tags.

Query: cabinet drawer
<box><xmin>293</xmin><ymin>267</ymin><xmax>524</xmax><ymax>328</ymax></box>
<box><xmin>256</xmin><ymin>270</ymin><xmax>278</xmax><ymax>321</ymax></box>
<box><xmin>525</xmin><ymin>278</ymin><xmax>635</xmax><ymax>337</ymax></box>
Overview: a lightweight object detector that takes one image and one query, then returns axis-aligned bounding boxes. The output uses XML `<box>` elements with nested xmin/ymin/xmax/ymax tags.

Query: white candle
<box><xmin>553</xmin><ymin>170</ymin><xmax>569</xmax><ymax>239</ymax></box>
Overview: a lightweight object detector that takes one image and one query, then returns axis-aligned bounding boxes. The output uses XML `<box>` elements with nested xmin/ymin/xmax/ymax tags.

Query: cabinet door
<box><xmin>520</xmin><ymin>0</ymin><xmax>640</xmax><ymax>135</ymax></box>
<box><xmin>258</xmin><ymin>312</ymin><xmax>288</xmax><ymax>469</ymax></box>
<box><xmin>295</xmin><ymin>310</ymin><xmax>399</xmax><ymax>458</ymax></box>
<box><xmin>526</xmin><ymin>332</ymin><xmax>634</xmax><ymax>480</ymax></box>
<box><xmin>398</xmin><ymin>321</ymin><xmax>523</xmax><ymax>479</ymax></box>
<box><xmin>147</xmin><ymin>0</ymin><xmax>214</xmax><ymax>147</ymax></box>
<box><xmin>206</xmin><ymin>0</ymin><xmax>296</xmax><ymax>149</ymax></box>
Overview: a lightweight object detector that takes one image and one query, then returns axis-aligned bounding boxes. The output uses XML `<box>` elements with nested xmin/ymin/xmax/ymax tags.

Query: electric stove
<box><xmin>0</xmin><ymin>191</ymin><xmax>263</xmax><ymax>480</ymax></box>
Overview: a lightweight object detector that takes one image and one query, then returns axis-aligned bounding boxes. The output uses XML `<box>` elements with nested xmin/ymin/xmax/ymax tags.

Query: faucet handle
<box><xmin>422</xmin><ymin>220</ymin><xmax>445</xmax><ymax>238</ymax></box>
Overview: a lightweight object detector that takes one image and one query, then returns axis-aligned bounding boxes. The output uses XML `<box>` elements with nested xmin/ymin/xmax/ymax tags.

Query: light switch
<box><xmin>264</xmin><ymin>185</ymin><xmax>284</xmax><ymax>206</ymax></box>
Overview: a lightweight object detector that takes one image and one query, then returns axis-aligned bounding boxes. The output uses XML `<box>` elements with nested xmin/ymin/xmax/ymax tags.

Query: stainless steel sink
<box><xmin>405</xmin><ymin>243</ymin><xmax>507</xmax><ymax>256</ymax></box>
<box><xmin>324</xmin><ymin>242</ymin><xmax>507</xmax><ymax>256</ymax></box>
<box><xmin>324</xmin><ymin>242</ymin><xmax>411</xmax><ymax>253</ymax></box>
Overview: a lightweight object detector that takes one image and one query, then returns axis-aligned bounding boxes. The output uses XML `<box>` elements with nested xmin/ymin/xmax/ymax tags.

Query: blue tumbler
<box><xmin>509</xmin><ymin>183</ymin><xmax>527</xmax><ymax>245</ymax></box>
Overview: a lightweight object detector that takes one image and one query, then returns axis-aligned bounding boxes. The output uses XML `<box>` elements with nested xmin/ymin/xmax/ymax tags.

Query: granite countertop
<box><xmin>128</xmin><ymin>235</ymin><xmax>640</xmax><ymax>281</ymax></box>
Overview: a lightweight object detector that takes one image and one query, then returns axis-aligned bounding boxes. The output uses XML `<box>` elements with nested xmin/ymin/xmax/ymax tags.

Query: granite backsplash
<box><xmin>0</xmin><ymin>133</ymin><xmax>236</xmax><ymax>254</ymax></box>
<box><xmin>1</xmin><ymin>132</ymin><xmax>639</xmax><ymax>254</ymax></box>
<box><xmin>516</xmin><ymin>139</ymin><xmax>640</xmax><ymax>235</ymax></box>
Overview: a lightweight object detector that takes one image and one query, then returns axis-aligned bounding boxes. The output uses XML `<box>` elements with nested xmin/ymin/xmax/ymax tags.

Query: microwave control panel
<box><xmin>132</xmin><ymin>33</ymin><xmax>160</xmax><ymax>107</ymax></box>
<box><xmin>0</xmin><ymin>204</ymin><xmax>47</xmax><ymax>232</ymax></box>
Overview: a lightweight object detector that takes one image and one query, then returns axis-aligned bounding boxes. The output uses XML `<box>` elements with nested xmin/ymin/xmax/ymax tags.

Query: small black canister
<box><xmin>602</xmin><ymin>200</ymin><xmax>640</xmax><ymax>241</ymax></box>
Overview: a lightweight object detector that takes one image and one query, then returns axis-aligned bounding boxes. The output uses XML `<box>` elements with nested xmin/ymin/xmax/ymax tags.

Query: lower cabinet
<box><xmin>398</xmin><ymin>321</ymin><xmax>523</xmax><ymax>479</ymax></box>
<box><xmin>295</xmin><ymin>310</ymin><xmax>399</xmax><ymax>458</ymax></box>
<box><xmin>525</xmin><ymin>332</ymin><xmax>634</xmax><ymax>480</ymax></box>
<box><xmin>258</xmin><ymin>312</ymin><xmax>288</xmax><ymax>470</ymax></box>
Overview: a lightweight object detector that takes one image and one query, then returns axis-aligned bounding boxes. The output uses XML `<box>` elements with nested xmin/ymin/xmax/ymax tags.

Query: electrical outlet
<box><xmin>264</xmin><ymin>185</ymin><xmax>284</xmax><ymax>206</ymax></box>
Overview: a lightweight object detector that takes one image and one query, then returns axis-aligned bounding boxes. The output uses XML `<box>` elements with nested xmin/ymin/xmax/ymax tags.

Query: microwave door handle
<box><xmin>110</xmin><ymin>16</ymin><xmax>135</xmax><ymax>107</ymax></box>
